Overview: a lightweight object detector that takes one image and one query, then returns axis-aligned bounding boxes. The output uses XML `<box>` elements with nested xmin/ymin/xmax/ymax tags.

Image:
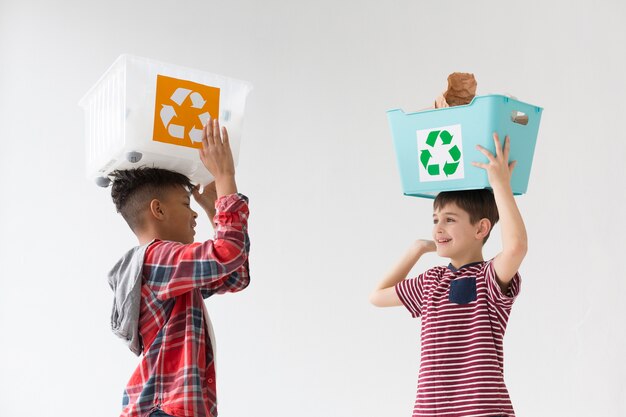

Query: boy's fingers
<box><xmin>471</xmin><ymin>161</ymin><xmax>487</xmax><ymax>169</ymax></box>
<box><xmin>504</xmin><ymin>136</ymin><xmax>511</xmax><ymax>159</ymax></box>
<box><xmin>493</xmin><ymin>133</ymin><xmax>503</xmax><ymax>158</ymax></box>
<box><xmin>213</xmin><ymin>118</ymin><xmax>221</xmax><ymax>144</ymax></box>
<box><xmin>221</xmin><ymin>126</ymin><xmax>229</xmax><ymax>145</ymax></box>
<box><xmin>201</xmin><ymin>181</ymin><xmax>216</xmax><ymax>195</ymax></box>
<box><xmin>475</xmin><ymin>145</ymin><xmax>496</xmax><ymax>162</ymax></box>
<box><xmin>509</xmin><ymin>160</ymin><xmax>517</xmax><ymax>173</ymax></box>
<box><xmin>205</xmin><ymin>117</ymin><xmax>215</xmax><ymax>146</ymax></box>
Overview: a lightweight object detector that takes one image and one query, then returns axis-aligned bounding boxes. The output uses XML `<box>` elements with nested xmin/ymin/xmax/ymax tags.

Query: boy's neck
<box><xmin>448</xmin><ymin>249</ymin><xmax>484</xmax><ymax>271</ymax></box>
<box><xmin>137</xmin><ymin>228</ymin><xmax>161</xmax><ymax>246</ymax></box>
<box><xmin>138</xmin><ymin>235</ymin><xmax>153</xmax><ymax>245</ymax></box>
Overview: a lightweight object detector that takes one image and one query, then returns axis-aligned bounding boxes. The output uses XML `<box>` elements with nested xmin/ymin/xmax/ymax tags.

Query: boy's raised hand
<box><xmin>199</xmin><ymin>117</ymin><xmax>237</xmax><ymax>197</ymax></box>
<box><xmin>472</xmin><ymin>133</ymin><xmax>516</xmax><ymax>190</ymax></box>
<box><xmin>472</xmin><ymin>132</ymin><xmax>527</xmax><ymax>292</ymax></box>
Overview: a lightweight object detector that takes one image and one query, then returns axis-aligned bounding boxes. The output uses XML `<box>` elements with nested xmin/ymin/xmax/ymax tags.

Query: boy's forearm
<box><xmin>492</xmin><ymin>183</ymin><xmax>527</xmax><ymax>254</ymax></box>
<box><xmin>375</xmin><ymin>245</ymin><xmax>426</xmax><ymax>291</ymax></box>
<box><xmin>215</xmin><ymin>175</ymin><xmax>237</xmax><ymax>197</ymax></box>
<box><xmin>206</xmin><ymin>209</ymin><xmax>216</xmax><ymax>225</ymax></box>
<box><xmin>199</xmin><ymin>202</ymin><xmax>216</xmax><ymax>224</ymax></box>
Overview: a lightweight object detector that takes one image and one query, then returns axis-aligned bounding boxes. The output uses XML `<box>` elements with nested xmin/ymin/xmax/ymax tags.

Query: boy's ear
<box><xmin>475</xmin><ymin>218</ymin><xmax>492</xmax><ymax>241</ymax></box>
<box><xmin>149</xmin><ymin>199</ymin><xmax>166</xmax><ymax>221</ymax></box>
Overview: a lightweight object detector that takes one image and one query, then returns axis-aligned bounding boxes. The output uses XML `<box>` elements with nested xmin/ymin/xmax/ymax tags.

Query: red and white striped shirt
<box><xmin>395</xmin><ymin>260</ymin><xmax>521</xmax><ymax>417</ymax></box>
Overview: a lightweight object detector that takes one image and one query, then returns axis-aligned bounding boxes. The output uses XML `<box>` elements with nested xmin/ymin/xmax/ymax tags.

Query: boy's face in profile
<box><xmin>159</xmin><ymin>185</ymin><xmax>198</xmax><ymax>244</ymax></box>
<box><xmin>432</xmin><ymin>202</ymin><xmax>483</xmax><ymax>259</ymax></box>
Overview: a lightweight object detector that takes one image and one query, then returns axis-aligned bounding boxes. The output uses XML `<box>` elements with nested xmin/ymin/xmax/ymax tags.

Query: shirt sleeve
<box><xmin>485</xmin><ymin>259</ymin><xmax>521</xmax><ymax>309</ymax></box>
<box><xmin>395</xmin><ymin>273</ymin><xmax>425</xmax><ymax>318</ymax></box>
<box><xmin>200</xmin><ymin>260</ymin><xmax>250</xmax><ymax>298</ymax></box>
<box><xmin>143</xmin><ymin>193</ymin><xmax>250</xmax><ymax>300</ymax></box>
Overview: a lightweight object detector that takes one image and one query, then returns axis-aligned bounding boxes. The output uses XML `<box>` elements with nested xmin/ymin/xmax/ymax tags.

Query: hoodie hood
<box><xmin>108</xmin><ymin>241</ymin><xmax>153</xmax><ymax>356</ymax></box>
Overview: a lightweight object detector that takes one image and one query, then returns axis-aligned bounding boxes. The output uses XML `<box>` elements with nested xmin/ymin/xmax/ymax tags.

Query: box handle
<box><xmin>511</xmin><ymin>110</ymin><xmax>529</xmax><ymax>126</ymax></box>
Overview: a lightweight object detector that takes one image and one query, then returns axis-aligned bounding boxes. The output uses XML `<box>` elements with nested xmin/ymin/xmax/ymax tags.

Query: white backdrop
<box><xmin>1</xmin><ymin>1</ymin><xmax>625</xmax><ymax>416</ymax></box>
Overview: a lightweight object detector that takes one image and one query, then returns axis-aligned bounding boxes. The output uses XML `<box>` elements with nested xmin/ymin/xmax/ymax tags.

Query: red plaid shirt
<box><xmin>119</xmin><ymin>193</ymin><xmax>250</xmax><ymax>417</ymax></box>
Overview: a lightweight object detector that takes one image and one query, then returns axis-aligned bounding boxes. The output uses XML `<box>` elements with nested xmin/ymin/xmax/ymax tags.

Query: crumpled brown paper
<box><xmin>434</xmin><ymin>72</ymin><xmax>477</xmax><ymax>108</ymax></box>
<box><xmin>430</xmin><ymin>73</ymin><xmax>527</xmax><ymax>124</ymax></box>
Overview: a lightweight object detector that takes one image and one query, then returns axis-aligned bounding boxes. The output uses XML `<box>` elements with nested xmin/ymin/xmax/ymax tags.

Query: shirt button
<box><xmin>208</xmin><ymin>378</ymin><xmax>214</xmax><ymax>383</ymax></box>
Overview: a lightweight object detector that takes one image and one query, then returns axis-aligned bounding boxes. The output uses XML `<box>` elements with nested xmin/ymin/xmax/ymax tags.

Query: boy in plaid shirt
<box><xmin>108</xmin><ymin>118</ymin><xmax>249</xmax><ymax>417</ymax></box>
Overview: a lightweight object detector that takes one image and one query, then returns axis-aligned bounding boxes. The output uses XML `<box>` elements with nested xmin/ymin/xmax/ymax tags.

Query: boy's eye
<box><xmin>433</xmin><ymin>219</ymin><xmax>438</xmax><ymax>224</ymax></box>
<box><xmin>446</xmin><ymin>218</ymin><xmax>455</xmax><ymax>223</ymax></box>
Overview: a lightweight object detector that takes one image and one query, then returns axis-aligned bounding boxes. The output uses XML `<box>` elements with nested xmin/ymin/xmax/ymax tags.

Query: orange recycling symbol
<box><xmin>152</xmin><ymin>74</ymin><xmax>220</xmax><ymax>149</ymax></box>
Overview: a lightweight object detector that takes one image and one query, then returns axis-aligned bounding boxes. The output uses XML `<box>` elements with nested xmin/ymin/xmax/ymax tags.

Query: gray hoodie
<box><xmin>107</xmin><ymin>241</ymin><xmax>217</xmax><ymax>360</ymax></box>
<box><xmin>108</xmin><ymin>242</ymin><xmax>152</xmax><ymax>356</ymax></box>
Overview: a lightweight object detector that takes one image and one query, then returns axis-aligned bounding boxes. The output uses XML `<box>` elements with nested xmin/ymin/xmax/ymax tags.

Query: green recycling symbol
<box><xmin>420</xmin><ymin>129</ymin><xmax>462</xmax><ymax>176</ymax></box>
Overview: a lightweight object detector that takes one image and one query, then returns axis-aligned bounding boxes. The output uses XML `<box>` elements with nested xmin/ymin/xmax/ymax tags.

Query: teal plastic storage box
<box><xmin>387</xmin><ymin>94</ymin><xmax>543</xmax><ymax>198</ymax></box>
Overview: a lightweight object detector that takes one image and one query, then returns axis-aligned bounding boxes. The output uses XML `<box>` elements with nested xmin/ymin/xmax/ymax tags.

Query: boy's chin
<box><xmin>436</xmin><ymin>248</ymin><xmax>458</xmax><ymax>260</ymax></box>
<box><xmin>435</xmin><ymin>247</ymin><xmax>449</xmax><ymax>257</ymax></box>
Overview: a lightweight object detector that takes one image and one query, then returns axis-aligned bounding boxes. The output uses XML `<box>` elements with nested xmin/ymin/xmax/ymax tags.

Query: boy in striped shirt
<box><xmin>108</xmin><ymin>119</ymin><xmax>249</xmax><ymax>417</ymax></box>
<box><xmin>370</xmin><ymin>133</ymin><xmax>526</xmax><ymax>417</ymax></box>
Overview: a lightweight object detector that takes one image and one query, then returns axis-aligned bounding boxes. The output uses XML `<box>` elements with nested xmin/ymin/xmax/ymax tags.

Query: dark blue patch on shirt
<box><xmin>449</xmin><ymin>277</ymin><xmax>477</xmax><ymax>304</ymax></box>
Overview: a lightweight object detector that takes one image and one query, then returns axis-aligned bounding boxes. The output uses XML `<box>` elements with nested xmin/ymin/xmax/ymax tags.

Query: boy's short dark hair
<box><xmin>110</xmin><ymin>167</ymin><xmax>194</xmax><ymax>232</ymax></box>
<box><xmin>434</xmin><ymin>189</ymin><xmax>499</xmax><ymax>243</ymax></box>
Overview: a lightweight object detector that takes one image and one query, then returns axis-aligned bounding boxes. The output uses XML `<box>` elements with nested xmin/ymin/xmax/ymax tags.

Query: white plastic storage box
<box><xmin>387</xmin><ymin>95</ymin><xmax>543</xmax><ymax>198</ymax></box>
<box><xmin>79</xmin><ymin>54</ymin><xmax>252</xmax><ymax>186</ymax></box>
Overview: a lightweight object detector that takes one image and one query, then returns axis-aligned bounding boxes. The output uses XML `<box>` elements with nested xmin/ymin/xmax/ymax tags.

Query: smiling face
<box><xmin>159</xmin><ymin>185</ymin><xmax>198</xmax><ymax>244</ymax></box>
<box><xmin>432</xmin><ymin>202</ymin><xmax>488</xmax><ymax>262</ymax></box>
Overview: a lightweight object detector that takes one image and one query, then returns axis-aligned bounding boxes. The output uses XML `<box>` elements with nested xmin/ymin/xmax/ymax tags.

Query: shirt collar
<box><xmin>447</xmin><ymin>261</ymin><xmax>484</xmax><ymax>272</ymax></box>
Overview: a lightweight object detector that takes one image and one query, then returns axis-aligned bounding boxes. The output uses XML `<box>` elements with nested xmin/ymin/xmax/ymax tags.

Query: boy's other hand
<box><xmin>192</xmin><ymin>182</ymin><xmax>218</xmax><ymax>221</ymax></box>
<box><xmin>199</xmin><ymin>117</ymin><xmax>237</xmax><ymax>196</ymax></box>
<box><xmin>414</xmin><ymin>239</ymin><xmax>437</xmax><ymax>254</ymax></box>
<box><xmin>472</xmin><ymin>133</ymin><xmax>516</xmax><ymax>191</ymax></box>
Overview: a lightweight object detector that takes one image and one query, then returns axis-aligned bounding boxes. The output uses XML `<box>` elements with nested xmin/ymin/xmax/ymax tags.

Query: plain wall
<box><xmin>1</xmin><ymin>0</ymin><xmax>625</xmax><ymax>415</ymax></box>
